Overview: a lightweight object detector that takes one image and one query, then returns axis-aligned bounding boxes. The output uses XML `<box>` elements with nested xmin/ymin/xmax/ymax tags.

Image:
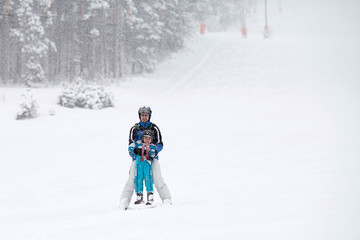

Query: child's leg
<box><xmin>144</xmin><ymin>161</ymin><xmax>154</xmax><ymax>193</ymax></box>
<box><xmin>134</xmin><ymin>157</ymin><xmax>144</xmax><ymax>193</ymax></box>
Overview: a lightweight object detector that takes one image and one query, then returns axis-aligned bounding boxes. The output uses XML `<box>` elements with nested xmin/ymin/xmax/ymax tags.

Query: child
<box><xmin>128</xmin><ymin>130</ymin><xmax>157</xmax><ymax>205</ymax></box>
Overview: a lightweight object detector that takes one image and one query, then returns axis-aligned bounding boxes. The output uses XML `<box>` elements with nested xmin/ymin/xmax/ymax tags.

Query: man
<box><xmin>120</xmin><ymin>106</ymin><xmax>172</xmax><ymax>210</ymax></box>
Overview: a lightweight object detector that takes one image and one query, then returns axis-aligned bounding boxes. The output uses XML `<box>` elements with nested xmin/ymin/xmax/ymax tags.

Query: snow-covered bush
<box><xmin>58</xmin><ymin>79</ymin><xmax>114</xmax><ymax>110</ymax></box>
<box><xmin>16</xmin><ymin>90</ymin><xmax>39</xmax><ymax>120</ymax></box>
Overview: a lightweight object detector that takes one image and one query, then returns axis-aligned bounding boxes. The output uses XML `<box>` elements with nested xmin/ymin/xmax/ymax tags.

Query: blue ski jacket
<box><xmin>128</xmin><ymin>141</ymin><xmax>156</xmax><ymax>193</ymax></box>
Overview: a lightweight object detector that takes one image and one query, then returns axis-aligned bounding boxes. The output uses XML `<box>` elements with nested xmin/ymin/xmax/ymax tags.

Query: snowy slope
<box><xmin>1</xmin><ymin>1</ymin><xmax>360</xmax><ymax>240</ymax></box>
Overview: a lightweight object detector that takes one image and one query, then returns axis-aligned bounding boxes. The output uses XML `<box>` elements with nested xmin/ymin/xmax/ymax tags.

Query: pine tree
<box><xmin>161</xmin><ymin>0</ymin><xmax>193</xmax><ymax>54</ymax></box>
<box><xmin>0</xmin><ymin>0</ymin><xmax>248</xmax><ymax>86</ymax></box>
<box><xmin>11</xmin><ymin>0</ymin><xmax>54</xmax><ymax>87</ymax></box>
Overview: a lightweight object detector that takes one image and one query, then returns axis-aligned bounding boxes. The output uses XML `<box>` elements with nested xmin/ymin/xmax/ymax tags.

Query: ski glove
<box><xmin>149</xmin><ymin>145</ymin><xmax>156</xmax><ymax>158</ymax></box>
<box><xmin>133</xmin><ymin>148</ymin><xmax>142</xmax><ymax>156</ymax></box>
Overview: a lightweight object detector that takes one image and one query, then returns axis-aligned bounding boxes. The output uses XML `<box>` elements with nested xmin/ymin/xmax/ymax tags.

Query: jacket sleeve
<box><xmin>152</xmin><ymin>124</ymin><xmax>163</xmax><ymax>153</ymax></box>
<box><xmin>129</xmin><ymin>124</ymin><xmax>138</xmax><ymax>145</ymax></box>
<box><xmin>128</xmin><ymin>142</ymin><xmax>137</xmax><ymax>160</ymax></box>
<box><xmin>149</xmin><ymin>144</ymin><xmax>157</xmax><ymax>158</ymax></box>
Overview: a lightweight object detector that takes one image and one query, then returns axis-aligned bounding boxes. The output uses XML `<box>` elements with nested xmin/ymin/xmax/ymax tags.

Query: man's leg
<box><xmin>119</xmin><ymin>161</ymin><xmax>136</xmax><ymax>210</ymax></box>
<box><xmin>151</xmin><ymin>159</ymin><xmax>172</xmax><ymax>203</ymax></box>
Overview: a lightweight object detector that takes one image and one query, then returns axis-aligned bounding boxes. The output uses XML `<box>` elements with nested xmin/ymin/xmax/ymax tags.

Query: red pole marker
<box><xmin>200</xmin><ymin>23</ymin><xmax>206</xmax><ymax>35</ymax></box>
<box><xmin>82</xmin><ymin>2</ymin><xmax>84</xmax><ymax>20</ymax></box>
<box><xmin>241</xmin><ymin>27</ymin><xmax>248</xmax><ymax>37</ymax></box>
<box><xmin>46</xmin><ymin>0</ymin><xmax>49</xmax><ymax>17</ymax></box>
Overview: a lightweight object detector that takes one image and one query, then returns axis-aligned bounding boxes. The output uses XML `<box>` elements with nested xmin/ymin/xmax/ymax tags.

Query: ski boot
<box><xmin>134</xmin><ymin>193</ymin><xmax>143</xmax><ymax>204</ymax></box>
<box><xmin>146</xmin><ymin>192</ymin><xmax>154</xmax><ymax>205</ymax></box>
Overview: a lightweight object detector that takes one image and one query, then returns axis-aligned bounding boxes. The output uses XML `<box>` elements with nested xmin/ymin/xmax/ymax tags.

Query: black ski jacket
<box><xmin>128</xmin><ymin>121</ymin><xmax>163</xmax><ymax>155</ymax></box>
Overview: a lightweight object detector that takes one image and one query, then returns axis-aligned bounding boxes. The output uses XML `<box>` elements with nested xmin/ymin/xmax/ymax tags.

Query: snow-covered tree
<box><xmin>58</xmin><ymin>78</ymin><xmax>114</xmax><ymax>109</ymax></box>
<box><xmin>130</xmin><ymin>1</ymin><xmax>163</xmax><ymax>73</ymax></box>
<box><xmin>0</xmin><ymin>0</ymin><xmax>247</xmax><ymax>85</ymax></box>
<box><xmin>160</xmin><ymin>0</ymin><xmax>193</xmax><ymax>54</ymax></box>
<box><xmin>85</xmin><ymin>0</ymin><xmax>110</xmax><ymax>79</ymax></box>
<box><xmin>16</xmin><ymin>89</ymin><xmax>39</xmax><ymax>120</ymax></box>
<box><xmin>11</xmin><ymin>0</ymin><xmax>55</xmax><ymax>87</ymax></box>
<box><xmin>124</xmin><ymin>0</ymin><xmax>193</xmax><ymax>74</ymax></box>
<box><xmin>124</xmin><ymin>0</ymin><xmax>159</xmax><ymax>73</ymax></box>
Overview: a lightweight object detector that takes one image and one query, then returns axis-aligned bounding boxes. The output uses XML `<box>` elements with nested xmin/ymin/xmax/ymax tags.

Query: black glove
<box><xmin>134</xmin><ymin>148</ymin><xmax>142</xmax><ymax>155</ymax></box>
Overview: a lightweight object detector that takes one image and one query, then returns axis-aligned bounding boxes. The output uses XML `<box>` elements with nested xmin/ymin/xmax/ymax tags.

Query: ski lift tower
<box><xmin>264</xmin><ymin>0</ymin><xmax>270</xmax><ymax>38</ymax></box>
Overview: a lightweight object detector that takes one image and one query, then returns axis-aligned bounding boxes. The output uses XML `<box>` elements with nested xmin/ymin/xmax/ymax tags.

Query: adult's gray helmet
<box><xmin>138</xmin><ymin>106</ymin><xmax>152</xmax><ymax>120</ymax></box>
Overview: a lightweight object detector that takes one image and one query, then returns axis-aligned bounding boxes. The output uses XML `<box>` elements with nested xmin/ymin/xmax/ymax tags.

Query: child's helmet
<box><xmin>142</xmin><ymin>130</ymin><xmax>153</xmax><ymax>141</ymax></box>
<box><xmin>138</xmin><ymin>106</ymin><xmax>152</xmax><ymax>120</ymax></box>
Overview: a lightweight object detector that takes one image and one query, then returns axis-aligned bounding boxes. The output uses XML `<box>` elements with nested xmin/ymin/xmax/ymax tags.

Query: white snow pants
<box><xmin>120</xmin><ymin>158</ymin><xmax>171</xmax><ymax>209</ymax></box>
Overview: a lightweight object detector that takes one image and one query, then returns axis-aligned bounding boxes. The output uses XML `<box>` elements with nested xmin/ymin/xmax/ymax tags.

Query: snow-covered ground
<box><xmin>1</xmin><ymin>1</ymin><xmax>360</xmax><ymax>239</ymax></box>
